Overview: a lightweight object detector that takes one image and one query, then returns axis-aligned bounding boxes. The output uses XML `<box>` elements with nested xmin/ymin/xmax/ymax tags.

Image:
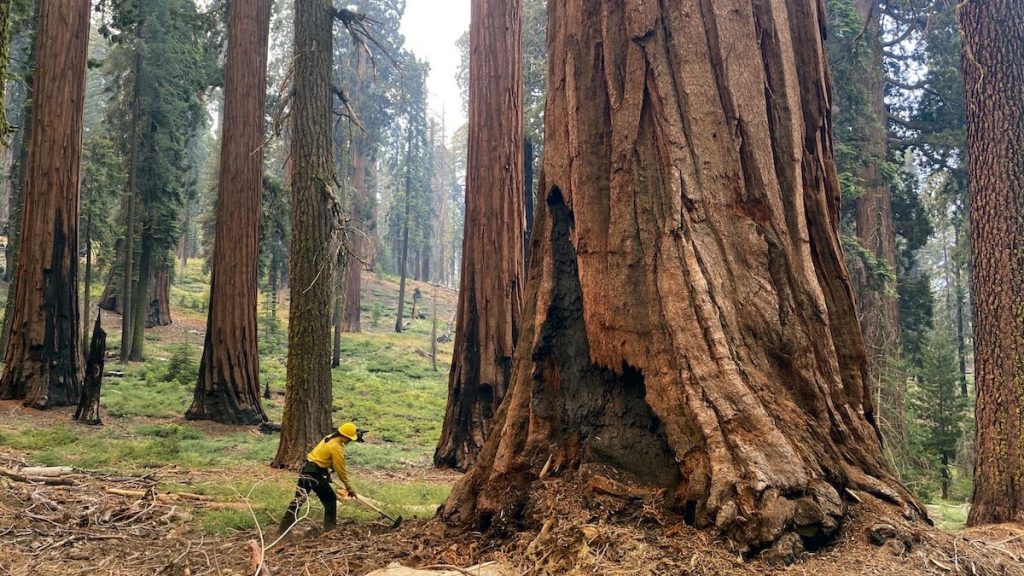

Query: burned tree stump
<box><xmin>74</xmin><ymin>315</ymin><xmax>106</xmax><ymax>425</ymax></box>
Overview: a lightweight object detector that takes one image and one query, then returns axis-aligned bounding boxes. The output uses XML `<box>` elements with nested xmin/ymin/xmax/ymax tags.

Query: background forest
<box><xmin>0</xmin><ymin>0</ymin><xmax>1010</xmax><ymax>571</ymax></box>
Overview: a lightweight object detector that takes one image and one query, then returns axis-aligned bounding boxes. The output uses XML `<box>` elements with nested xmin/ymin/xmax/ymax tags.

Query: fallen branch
<box><xmin>21</xmin><ymin>466</ymin><xmax>74</xmax><ymax>477</ymax></box>
<box><xmin>0</xmin><ymin>468</ymin><xmax>75</xmax><ymax>486</ymax></box>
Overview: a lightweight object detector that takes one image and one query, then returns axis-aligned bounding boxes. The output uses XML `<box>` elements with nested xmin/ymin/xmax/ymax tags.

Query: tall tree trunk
<box><xmin>961</xmin><ymin>0</ymin><xmax>1024</xmax><ymax>527</ymax></box>
<box><xmin>952</xmin><ymin>226</ymin><xmax>969</xmax><ymax>397</ymax></box>
<box><xmin>186</xmin><ymin>0</ymin><xmax>270</xmax><ymax>425</ymax></box>
<box><xmin>851</xmin><ymin>0</ymin><xmax>904</xmax><ymax>451</ymax></box>
<box><xmin>120</xmin><ymin>52</ymin><xmax>142</xmax><ymax>363</ymax></box>
<box><xmin>128</xmin><ymin>236</ymin><xmax>153</xmax><ymax>361</ymax></box>
<box><xmin>441</xmin><ymin>0</ymin><xmax>920</xmax><ymax>554</ymax></box>
<box><xmin>146</xmin><ymin>257</ymin><xmax>171</xmax><ymax>328</ymax></box>
<box><xmin>435</xmin><ymin>0</ymin><xmax>525</xmax><ymax>471</ymax></box>
<box><xmin>0</xmin><ymin>0</ymin><xmax>88</xmax><ymax>408</ymax></box>
<box><xmin>341</xmin><ymin>127</ymin><xmax>367</xmax><ymax>333</ymax></box>
<box><xmin>332</xmin><ymin>253</ymin><xmax>343</xmax><ymax>367</ymax></box>
<box><xmin>394</xmin><ymin>129</ymin><xmax>414</xmax><ymax>334</ymax></box>
<box><xmin>0</xmin><ymin>0</ymin><xmax>12</xmax><ymax>137</ymax></box>
<box><xmin>523</xmin><ymin>137</ymin><xmax>534</xmax><ymax>279</ymax></box>
<box><xmin>0</xmin><ymin>61</ymin><xmax>34</xmax><ymax>351</ymax></box>
<box><xmin>272</xmin><ymin>0</ymin><xmax>335</xmax><ymax>468</ymax></box>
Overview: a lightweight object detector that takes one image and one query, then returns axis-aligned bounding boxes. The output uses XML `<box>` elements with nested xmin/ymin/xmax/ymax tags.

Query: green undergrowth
<box><xmin>0</xmin><ymin>258</ymin><xmax>459</xmax><ymax>535</ymax></box>
<box><xmin>926</xmin><ymin>501</ymin><xmax>970</xmax><ymax>531</ymax></box>
<box><xmin>166</xmin><ymin>477</ymin><xmax>449</xmax><ymax>535</ymax></box>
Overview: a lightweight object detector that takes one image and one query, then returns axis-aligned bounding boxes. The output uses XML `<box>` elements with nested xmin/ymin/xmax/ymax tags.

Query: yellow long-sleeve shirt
<box><xmin>307</xmin><ymin>436</ymin><xmax>355</xmax><ymax>493</ymax></box>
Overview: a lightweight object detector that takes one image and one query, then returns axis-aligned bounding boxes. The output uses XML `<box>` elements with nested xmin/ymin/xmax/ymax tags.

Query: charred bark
<box><xmin>435</xmin><ymin>0</ymin><xmax>525</xmax><ymax>471</ymax></box>
<box><xmin>961</xmin><ymin>0</ymin><xmax>1024</xmax><ymax>526</ymax></box>
<box><xmin>74</xmin><ymin>315</ymin><xmax>105</xmax><ymax>425</ymax></box>
<box><xmin>441</xmin><ymin>0</ymin><xmax>920</xmax><ymax>553</ymax></box>
<box><xmin>0</xmin><ymin>0</ymin><xmax>88</xmax><ymax>408</ymax></box>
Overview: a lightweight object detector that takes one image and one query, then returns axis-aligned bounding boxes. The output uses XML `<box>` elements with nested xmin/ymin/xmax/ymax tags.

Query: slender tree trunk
<box><xmin>523</xmin><ymin>137</ymin><xmax>534</xmax><ymax>279</ymax></box>
<box><xmin>851</xmin><ymin>0</ymin><xmax>904</xmax><ymax>451</ymax></box>
<box><xmin>272</xmin><ymin>0</ymin><xmax>335</xmax><ymax>468</ymax></box>
<box><xmin>442</xmin><ymin>0</ymin><xmax>920</xmax><ymax>554</ymax></box>
<box><xmin>0</xmin><ymin>0</ymin><xmax>89</xmax><ymax>408</ymax></box>
<box><xmin>961</xmin><ymin>0</ymin><xmax>1024</xmax><ymax>526</ymax></box>
<box><xmin>332</xmin><ymin>252</ymin><xmax>343</xmax><ymax>367</ymax></box>
<box><xmin>435</xmin><ymin>0</ymin><xmax>525</xmax><ymax>470</ymax></box>
<box><xmin>186</xmin><ymin>0</ymin><xmax>271</xmax><ymax>425</ymax></box>
<box><xmin>394</xmin><ymin>129</ymin><xmax>414</xmax><ymax>334</ymax></box>
<box><xmin>952</xmin><ymin>227</ymin><xmax>969</xmax><ymax>397</ymax></box>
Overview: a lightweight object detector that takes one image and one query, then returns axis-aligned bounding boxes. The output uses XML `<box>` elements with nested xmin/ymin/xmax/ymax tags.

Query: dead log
<box><xmin>20</xmin><ymin>466</ymin><xmax>73</xmax><ymax>477</ymax></box>
<box><xmin>74</xmin><ymin>314</ymin><xmax>106</xmax><ymax>425</ymax></box>
<box><xmin>0</xmin><ymin>468</ymin><xmax>75</xmax><ymax>486</ymax></box>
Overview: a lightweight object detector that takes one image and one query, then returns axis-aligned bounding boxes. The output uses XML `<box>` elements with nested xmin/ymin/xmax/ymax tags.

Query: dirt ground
<box><xmin>2</xmin><ymin>447</ymin><xmax>1023</xmax><ymax>576</ymax></box>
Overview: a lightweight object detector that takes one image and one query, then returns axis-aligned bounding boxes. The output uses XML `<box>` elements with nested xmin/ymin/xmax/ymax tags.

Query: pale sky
<box><xmin>399</xmin><ymin>0</ymin><xmax>471</xmax><ymax>138</ymax></box>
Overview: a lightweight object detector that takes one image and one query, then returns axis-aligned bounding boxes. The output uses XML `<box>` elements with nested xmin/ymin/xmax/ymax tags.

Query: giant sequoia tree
<box><xmin>960</xmin><ymin>0</ymin><xmax>1024</xmax><ymax>526</ymax></box>
<box><xmin>186</xmin><ymin>0</ymin><xmax>271</xmax><ymax>424</ymax></box>
<box><xmin>849</xmin><ymin>0</ymin><xmax>903</xmax><ymax>444</ymax></box>
<box><xmin>0</xmin><ymin>0</ymin><xmax>89</xmax><ymax>408</ymax></box>
<box><xmin>441</xmin><ymin>0</ymin><xmax>920</xmax><ymax>553</ymax></box>
<box><xmin>435</xmin><ymin>0</ymin><xmax>525</xmax><ymax>471</ymax></box>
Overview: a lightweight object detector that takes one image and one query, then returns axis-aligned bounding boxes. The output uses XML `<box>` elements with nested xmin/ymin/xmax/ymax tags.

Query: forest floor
<box><xmin>0</xmin><ymin>262</ymin><xmax>1019</xmax><ymax>575</ymax></box>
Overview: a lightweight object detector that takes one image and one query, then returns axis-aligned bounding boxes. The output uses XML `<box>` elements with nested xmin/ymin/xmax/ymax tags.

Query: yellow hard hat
<box><xmin>338</xmin><ymin>422</ymin><xmax>358</xmax><ymax>441</ymax></box>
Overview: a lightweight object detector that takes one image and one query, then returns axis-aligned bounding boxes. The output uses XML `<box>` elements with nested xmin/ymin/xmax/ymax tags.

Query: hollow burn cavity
<box><xmin>533</xmin><ymin>188</ymin><xmax>679</xmax><ymax>488</ymax></box>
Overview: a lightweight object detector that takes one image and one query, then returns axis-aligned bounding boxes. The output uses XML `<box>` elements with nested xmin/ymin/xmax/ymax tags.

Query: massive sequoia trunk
<box><xmin>441</xmin><ymin>0</ymin><xmax>919</xmax><ymax>553</ymax></box>
<box><xmin>0</xmin><ymin>0</ymin><xmax>88</xmax><ymax>408</ymax></box>
<box><xmin>272</xmin><ymin>0</ymin><xmax>335</xmax><ymax>467</ymax></box>
<box><xmin>186</xmin><ymin>0</ymin><xmax>270</xmax><ymax>425</ymax></box>
<box><xmin>434</xmin><ymin>0</ymin><xmax>525</xmax><ymax>471</ymax></box>
<box><xmin>961</xmin><ymin>0</ymin><xmax>1024</xmax><ymax>526</ymax></box>
<box><xmin>851</xmin><ymin>0</ymin><xmax>903</xmax><ymax>448</ymax></box>
<box><xmin>341</xmin><ymin>126</ymin><xmax>368</xmax><ymax>333</ymax></box>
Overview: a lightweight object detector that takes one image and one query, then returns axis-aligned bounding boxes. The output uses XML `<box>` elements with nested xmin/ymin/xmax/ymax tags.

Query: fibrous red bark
<box><xmin>960</xmin><ymin>0</ymin><xmax>1024</xmax><ymax>527</ymax></box>
<box><xmin>0</xmin><ymin>0</ymin><xmax>89</xmax><ymax>408</ymax></box>
<box><xmin>435</xmin><ymin>0</ymin><xmax>525</xmax><ymax>471</ymax></box>
<box><xmin>186</xmin><ymin>0</ymin><xmax>270</xmax><ymax>425</ymax></box>
<box><xmin>441</xmin><ymin>0</ymin><xmax>920</xmax><ymax>553</ymax></box>
<box><xmin>851</xmin><ymin>0</ymin><xmax>903</xmax><ymax>448</ymax></box>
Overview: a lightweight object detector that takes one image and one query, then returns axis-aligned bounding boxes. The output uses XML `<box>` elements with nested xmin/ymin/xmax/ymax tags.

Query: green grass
<box><xmin>926</xmin><ymin>501</ymin><xmax>970</xmax><ymax>531</ymax></box>
<box><xmin>0</xmin><ymin>257</ymin><xmax>459</xmax><ymax>535</ymax></box>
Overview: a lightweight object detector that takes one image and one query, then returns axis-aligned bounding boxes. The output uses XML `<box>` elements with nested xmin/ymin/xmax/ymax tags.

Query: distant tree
<box><xmin>911</xmin><ymin>328</ymin><xmax>967</xmax><ymax>500</ymax></box>
<box><xmin>0</xmin><ymin>0</ymin><xmax>89</xmax><ymax>408</ymax></box>
<box><xmin>827</xmin><ymin>0</ymin><xmax>904</xmax><ymax>450</ymax></box>
<box><xmin>80</xmin><ymin>133</ymin><xmax>124</xmax><ymax>343</ymax></box>
<box><xmin>960</xmin><ymin>0</ymin><xmax>1024</xmax><ymax>526</ymax></box>
<box><xmin>186</xmin><ymin>0</ymin><xmax>272</xmax><ymax>425</ymax></box>
<box><xmin>442</xmin><ymin>0</ymin><xmax>920</xmax><ymax>554</ymax></box>
<box><xmin>435</xmin><ymin>0</ymin><xmax>525</xmax><ymax>471</ymax></box>
<box><xmin>393</xmin><ymin>62</ymin><xmax>430</xmax><ymax>334</ymax></box>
